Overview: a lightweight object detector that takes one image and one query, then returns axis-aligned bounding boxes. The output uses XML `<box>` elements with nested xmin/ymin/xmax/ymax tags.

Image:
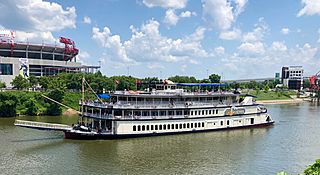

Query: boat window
<box><xmin>195</xmin><ymin>111</ymin><xmax>198</xmax><ymax>115</ymax></box>
<box><xmin>198</xmin><ymin>123</ymin><xmax>201</xmax><ymax>127</ymax></box>
<box><xmin>163</xmin><ymin>124</ymin><xmax>166</xmax><ymax>130</ymax></box>
<box><xmin>147</xmin><ymin>125</ymin><xmax>150</xmax><ymax>131</ymax></box>
<box><xmin>134</xmin><ymin>111</ymin><xmax>141</xmax><ymax>116</ymax></box>
<box><xmin>133</xmin><ymin>125</ymin><xmax>136</xmax><ymax>131</ymax></box>
<box><xmin>202</xmin><ymin>122</ymin><xmax>205</xmax><ymax>127</ymax></box>
<box><xmin>142</xmin><ymin>125</ymin><xmax>145</xmax><ymax>131</ymax></box>
<box><xmin>220</xmin><ymin>121</ymin><xmax>223</xmax><ymax>126</ymax></box>
<box><xmin>138</xmin><ymin>125</ymin><xmax>141</xmax><ymax>131</ymax></box>
<box><xmin>160</xmin><ymin>111</ymin><xmax>166</xmax><ymax>116</ymax></box>
<box><xmin>187</xmin><ymin>123</ymin><xmax>190</xmax><ymax>128</ymax></box>
<box><xmin>167</xmin><ymin>124</ymin><xmax>170</xmax><ymax>129</ymax></box>
<box><xmin>183</xmin><ymin>123</ymin><xmax>186</xmax><ymax>128</ymax></box>
<box><xmin>155</xmin><ymin>125</ymin><xmax>158</xmax><ymax>130</ymax></box>
<box><xmin>227</xmin><ymin>120</ymin><xmax>230</xmax><ymax>125</ymax></box>
<box><xmin>176</xmin><ymin>110</ymin><xmax>182</xmax><ymax>115</ymax></box>
<box><xmin>206</xmin><ymin>110</ymin><xmax>208</xmax><ymax>115</ymax></box>
<box><xmin>168</xmin><ymin>111</ymin><xmax>174</xmax><ymax>116</ymax></box>
<box><xmin>151</xmin><ymin>125</ymin><xmax>154</xmax><ymax>130</ymax></box>
<box><xmin>209</xmin><ymin>110</ymin><xmax>211</xmax><ymax>115</ymax></box>
<box><xmin>250</xmin><ymin>118</ymin><xmax>254</xmax><ymax>124</ymax></box>
<box><xmin>159</xmin><ymin>125</ymin><xmax>162</xmax><ymax>130</ymax></box>
<box><xmin>151</xmin><ymin>111</ymin><xmax>158</xmax><ymax>117</ymax></box>
<box><xmin>171</xmin><ymin>124</ymin><xmax>174</xmax><ymax>129</ymax></box>
<box><xmin>202</xmin><ymin>110</ymin><xmax>205</xmax><ymax>115</ymax></box>
<box><xmin>191</xmin><ymin>111</ymin><xmax>194</xmax><ymax>115</ymax></box>
<box><xmin>142</xmin><ymin>111</ymin><xmax>149</xmax><ymax>116</ymax></box>
<box><xmin>175</xmin><ymin>124</ymin><xmax>178</xmax><ymax>129</ymax></box>
<box><xmin>184</xmin><ymin>110</ymin><xmax>189</xmax><ymax>115</ymax></box>
<box><xmin>114</xmin><ymin>110</ymin><xmax>122</xmax><ymax>116</ymax></box>
<box><xmin>191</xmin><ymin>123</ymin><xmax>193</xmax><ymax>128</ymax></box>
<box><xmin>195</xmin><ymin>123</ymin><xmax>197</xmax><ymax>128</ymax></box>
<box><xmin>179</xmin><ymin>124</ymin><xmax>182</xmax><ymax>129</ymax></box>
<box><xmin>216</xmin><ymin>110</ymin><xmax>218</xmax><ymax>114</ymax></box>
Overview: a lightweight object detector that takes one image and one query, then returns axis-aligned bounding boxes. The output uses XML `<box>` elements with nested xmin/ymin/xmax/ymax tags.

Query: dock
<box><xmin>14</xmin><ymin>119</ymin><xmax>72</xmax><ymax>131</ymax></box>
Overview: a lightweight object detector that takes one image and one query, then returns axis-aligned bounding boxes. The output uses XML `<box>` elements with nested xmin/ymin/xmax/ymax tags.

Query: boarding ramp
<box><xmin>14</xmin><ymin>119</ymin><xmax>72</xmax><ymax>131</ymax></box>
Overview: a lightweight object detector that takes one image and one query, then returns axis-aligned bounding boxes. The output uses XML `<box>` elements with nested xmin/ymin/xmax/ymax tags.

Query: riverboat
<box><xmin>14</xmin><ymin>79</ymin><xmax>274</xmax><ymax>139</ymax></box>
<box><xmin>63</xmin><ymin>80</ymin><xmax>274</xmax><ymax>139</ymax></box>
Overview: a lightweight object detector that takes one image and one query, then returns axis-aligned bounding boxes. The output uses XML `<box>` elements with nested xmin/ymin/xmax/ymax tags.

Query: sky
<box><xmin>1</xmin><ymin>0</ymin><xmax>320</xmax><ymax>80</ymax></box>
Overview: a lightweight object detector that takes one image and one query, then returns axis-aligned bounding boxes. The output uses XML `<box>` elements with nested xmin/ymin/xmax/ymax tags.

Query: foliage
<box><xmin>0</xmin><ymin>93</ymin><xmax>17</xmax><ymax>117</ymax></box>
<box><xmin>209</xmin><ymin>74</ymin><xmax>221</xmax><ymax>83</ymax></box>
<box><xmin>45</xmin><ymin>88</ymin><xmax>65</xmax><ymax>116</ymax></box>
<box><xmin>39</xmin><ymin>76</ymin><xmax>50</xmax><ymax>89</ymax></box>
<box><xmin>0</xmin><ymin>81</ymin><xmax>6</xmax><ymax>88</ymax></box>
<box><xmin>11</xmin><ymin>75</ymin><xmax>30</xmax><ymax>90</ymax></box>
<box><xmin>168</xmin><ymin>75</ymin><xmax>198</xmax><ymax>83</ymax></box>
<box><xmin>25</xmin><ymin>97</ymin><xmax>39</xmax><ymax>116</ymax></box>
<box><xmin>28</xmin><ymin>75</ymin><xmax>38</xmax><ymax>88</ymax></box>
<box><xmin>305</xmin><ymin>159</ymin><xmax>320</xmax><ymax>175</ymax></box>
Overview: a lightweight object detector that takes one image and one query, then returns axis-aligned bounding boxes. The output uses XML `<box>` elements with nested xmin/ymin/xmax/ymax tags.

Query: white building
<box><xmin>281</xmin><ymin>66</ymin><xmax>304</xmax><ymax>90</ymax></box>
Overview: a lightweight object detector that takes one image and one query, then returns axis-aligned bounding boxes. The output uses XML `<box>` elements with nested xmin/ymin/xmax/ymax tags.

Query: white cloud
<box><xmin>202</xmin><ymin>0</ymin><xmax>247</xmax><ymax>30</ymax></box>
<box><xmin>92</xmin><ymin>20</ymin><xmax>208</xmax><ymax>65</ymax></box>
<box><xmin>317</xmin><ymin>28</ymin><xmax>320</xmax><ymax>43</ymax></box>
<box><xmin>297</xmin><ymin>0</ymin><xmax>320</xmax><ymax>17</ymax></box>
<box><xmin>219</xmin><ymin>28</ymin><xmax>241</xmax><ymax>40</ymax></box>
<box><xmin>0</xmin><ymin>0</ymin><xmax>76</xmax><ymax>44</ymax></box>
<box><xmin>142</xmin><ymin>0</ymin><xmax>188</xmax><ymax>9</ymax></box>
<box><xmin>238</xmin><ymin>42</ymin><xmax>265</xmax><ymax>55</ymax></box>
<box><xmin>271</xmin><ymin>41</ymin><xmax>287</xmax><ymax>51</ymax></box>
<box><xmin>83</xmin><ymin>16</ymin><xmax>92</xmax><ymax>24</ymax></box>
<box><xmin>180</xmin><ymin>11</ymin><xmax>197</xmax><ymax>18</ymax></box>
<box><xmin>77</xmin><ymin>51</ymin><xmax>90</xmax><ymax>64</ymax></box>
<box><xmin>189</xmin><ymin>59</ymin><xmax>199</xmax><ymax>64</ymax></box>
<box><xmin>281</xmin><ymin>28</ymin><xmax>290</xmax><ymax>35</ymax></box>
<box><xmin>242</xmin><ymin>18</ymin><xmax>269</xmax><ymax>42</ymax></box>
<box><xmin>15</xmin><ymin>30</ymin><xmax>56</xmax><ymax>43</ymax></box>
<box><xmin>164</xmin><ymin>9</ymin><xmax>179</xmax><ymax>26</ymax></box>
<box><xmin>214</xmin><ymin>46</ymin><xmax>225</xmax><ymax>55</ymax></box>
<box><xmin>147</xmin><ymin>63</ymin><xmax>164</xmax><ymax>69</ymax></box>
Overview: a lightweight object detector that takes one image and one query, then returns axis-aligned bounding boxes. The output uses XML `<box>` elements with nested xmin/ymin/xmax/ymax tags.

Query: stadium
<box><xmin>0</xmin><ymin>30</ymin><xmax>100</xmax><ymax>87</ymax></box>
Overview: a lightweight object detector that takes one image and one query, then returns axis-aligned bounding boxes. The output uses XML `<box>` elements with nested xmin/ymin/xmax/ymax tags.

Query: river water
<box><xmin>0</xmin><ymin>103</ymin><xmax>320</xmax><ymax>175</ymax></box>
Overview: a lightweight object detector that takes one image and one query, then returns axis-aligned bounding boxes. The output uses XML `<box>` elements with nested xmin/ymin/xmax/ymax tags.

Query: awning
<box><xmin>98</xmin><ymin>94</ymin><xmax>110</xmax><ymax>99</ymax></box>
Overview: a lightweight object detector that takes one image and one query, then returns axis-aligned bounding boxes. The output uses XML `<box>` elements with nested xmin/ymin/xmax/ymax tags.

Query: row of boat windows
<box><xmin>133</xmin><ymin>122</ymin><xmax>205</xmax><ymax>132</ymax></box>
<box><xmin>110</xmin><ymin>109</ymin><xmax>220</xmax><ymax>116</ymax></box>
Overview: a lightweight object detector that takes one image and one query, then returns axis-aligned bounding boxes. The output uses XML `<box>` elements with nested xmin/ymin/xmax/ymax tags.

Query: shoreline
<box><xmin>256</xmin><ymin>98</ymin><xmax>309</xmax><ymax>104</ymax></box>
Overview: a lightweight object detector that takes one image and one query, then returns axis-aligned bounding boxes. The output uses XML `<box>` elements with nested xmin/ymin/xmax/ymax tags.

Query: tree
<box><xmin>0</xmin><ymin>81</ymin><xmax>6</xmax><ymax>89</ymax></box>
<box><xmin>11</xmin><ymin>75</ymin><xmax>30</xmax><ymax>90</ymax></box>
<box><xmin>25</xmin><ymin>97</ymin><xmax>39</xmax><ymax>116</ymax></box>
<box><xmin>209</xmin><ymin>74</ymin><xmax>221</xmax><ymax>83</ymax></box>
<box><xmin>304</xmin><ymin>159</ymin><xmax>320</xmax><ymax>175</ymax></box>
<box><xmin>0</xmin><ymin>93</ymin><xmax>17</xmax><ymax>117</ymax></box>
<box><xmin>39</xmin><ymin>76</ymin><xmax>50</xmax><ymax>89</ymax></box>
<box><xmin>28</xmin><ymin>75</ymin><xmax>38</xmax><ymax>89</ymax></box>
<box><xmin>264</xmin><ymin>84</ymin><xmax>270</xmax><ymax>93</ymax></box>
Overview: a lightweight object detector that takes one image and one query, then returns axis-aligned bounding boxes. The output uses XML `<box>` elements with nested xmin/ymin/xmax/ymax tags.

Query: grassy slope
<box><xmin>245</xmin><ymin>90</ymin><xmax>297</xmax><ymax>101</ymax></box>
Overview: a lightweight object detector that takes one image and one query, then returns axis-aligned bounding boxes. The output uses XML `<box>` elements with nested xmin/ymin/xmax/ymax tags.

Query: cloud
<box><xmin>15</xmin><ymin>30</ymin><xmax>56</xmax><ymax>43</ymax></box>
<box><xmin>219</xmin><ymin>28</ymin><xmax>241</xmax><ymax>40</ymax></box>
<box><xmin>242</xmin><ymin>18</ymin><xmax>269</xmax><ymax>42</ymax></box>
<box><xmin>142</xmin><ymin>0</ymin><xmax>188</xmax><ymax>9</ymax></box>
<box><xmin>164</xmin><ymin>9</ymin><xmax>179</xmax><ymax>26</ymax></box>
<box><xmin>147</xmin><ymin>63</ymin><xmax>165</xmax><ymax>69</ymax></box>
<box><xmin>297</xmin><ymin>0</ymin><xmax>320</xmax><ymax>17</ymax></box>
<box><xmin>83</xmin><ymin>16</ymin><xmax>92</xmax><ymax>24</ymax></box>
<box><xmin>92</xmin><ymin>19</ymin><xmax>208</xmax><ymax>65</ymax></box>
<box><xmin>180</xmin><ymin>11</ymin><xmax>197</xmax><ymax>18</ymax></box>
<box><xmin>271</xmin><ymin>41</ymin><xmax>287</xmax><ymax>51</ymax></box>
<box><xmin>214</xmin><ymin>46</ymin><xmax>225</xmax><ymax>55</ymax></box>
<box><xmin>238</xmin><ymin>41</ymin><xmax>265</xmax><ymax>55</ymax></box>
<box><xmin>281</xmin><ymin>28</ymin><xmax>290</xmax><ymax>35</ymax></box>
<box><xmin>202</xmin><ymin>0</ymin><xmax>248</xmax><ymax>30</ymax></box>
<box><xmin>0</xmin><ymin>0</ymin><xmax>76</xmax><ymax>44</ymax></box>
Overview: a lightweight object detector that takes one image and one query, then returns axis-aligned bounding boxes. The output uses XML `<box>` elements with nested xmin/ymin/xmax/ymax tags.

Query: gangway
<box><xmin>14</xmin><ymin>119</ymin><xmax>72</xmax><ymax>131</ymax></box>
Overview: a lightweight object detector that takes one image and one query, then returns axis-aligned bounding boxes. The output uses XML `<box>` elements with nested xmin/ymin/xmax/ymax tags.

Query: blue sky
<box><xmin>1</xmin><ymin>0</ymin><xmax>320</xmax><ymax>80</ymax></box>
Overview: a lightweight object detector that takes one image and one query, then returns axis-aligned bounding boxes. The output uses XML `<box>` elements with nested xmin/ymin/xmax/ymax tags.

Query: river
<box><xmin>0</xmin><ymin>102</ymin><xmax>320</xmax><ymax>175</ymax></box>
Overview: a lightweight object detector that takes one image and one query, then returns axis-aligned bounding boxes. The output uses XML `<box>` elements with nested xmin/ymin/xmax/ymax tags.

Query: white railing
<box><xmin>14</xmin><ymin>119</ymin><xmax>72</xmax><ymax>131</ymax></box>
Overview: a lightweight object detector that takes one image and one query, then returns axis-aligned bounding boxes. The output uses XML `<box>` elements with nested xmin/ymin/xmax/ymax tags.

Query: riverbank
<box><xmin>257</xmin><ymin>98</ymin><xmax>307</xmax><ymax>104</ymax></box>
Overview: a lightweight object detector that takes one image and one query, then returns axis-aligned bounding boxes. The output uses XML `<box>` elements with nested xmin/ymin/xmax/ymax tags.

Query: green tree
<box><xmin>264</xmin><ymin>84</ymin><xmax>270</xmax><ymax>93</ymax></box>
<box><xmin>11</xmin><ymin>75</ymin><xmax>30</xmax><ymax>90</ymax></box>
<box><xmin>0</xmin><ymin>81</ymin><xmax>6</xmax><ymax>89</ymax></box>
<box><xmin>39</xmin><ymin>76</ymin><xmax>50</xmax><ymax>89</ymax></box>
<box><xmin>28</xmin><ymin>75</ymin><xmax>38</xmax><ymax>88</ymax></box>
<box><xmin>25</xmin><ymin>97</ymin><xmax>39</xmax><ymax>116</ymax></box>
<box><xmin>0</xmin><ymin>93</ymin><xmax>17</xmax><ymax>117</ymax></box>
<box><xmin>305</xmin><ymin>159</ymin><xmax>320</xmax><ymax>175</ymax></box>
<box><xmin>45</xmin><ymin>88</ymin><xmax>65</xmax><ymax>116</ymax></box>
<box><xmin>209</xmin><ymin>74</ymin><xmax>221</xmax><ymax>83</ymax></box>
